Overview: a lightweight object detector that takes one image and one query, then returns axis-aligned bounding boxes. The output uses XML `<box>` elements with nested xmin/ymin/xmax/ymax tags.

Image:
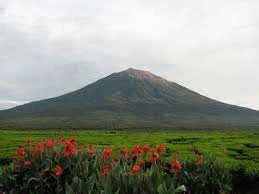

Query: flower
<box><xmin>44</xmin><ymin>138</ymin><xmax>54</xmax><ymax>148</ymax></box>
<box><xmin>101</xmin><ymin>148</ymin><xmax>113</xmax><ymax>159</ymax></box>
<box><xmin>120</xmin><ymin>147</ymin><xmax>128</xmax><ymax>158</ymax></box>
<box><xmin>102</xmin><ymin>165</ymin><xmax>109</xmax><ymax>176</ymax></box>
<box><xmin>23</xmin><ymin>160</ymin><xmax>31</xmax><ymax>168</ymax></box>
<box><xmin>36</xmin><ymin>143</ymin><xmax>44</xmax><ymax>153</ymax></box>
<box><xmin>171</xmin><ymin>160</ymin><xmax>181</xmax><ymax>170</ymax></box>
<box><xmin>54</xmin><ymin>165</ymin><xmax>63</xmax><ymax>176</ymax></box>
<box><xmin>131</xmin><ymin>165</ymin><xmax>140</xmax><ymax>175</ymax></box>
<box><xmin>64</xmin><ymin>141</ymin><xmax>76</xmax><ymax>156</ymax></box>
<box><xmin>17</xmin><ymin>147</ymin><xmax>26</xmax><ymax>156</ymax></box>
<box><xmin>143</xmin><ymin>145</ymin><xmax>151</xmax><ymax>153</ymax></box>
<box><xmin>156</xmin><ymin>145</ymin><xmax>165</xmax><ymax>152</ymax></box>
<box><xmin>138</xmin><ymin>159</ymin><xmax>144</xmax><ymax>167</ymax></box>
<box><xmin>88</xmin><ymin>149</ymin><xmax>94</xmax><ymax>158</ymax></box>
<box><xmin>131</xmin><ymin>148</ymin><xmax>139</xmax><ymax>157</ymax></box>
<box><xmin>30</xmin><ymin>148</ymin><xmax>36</xmax><ymax>157</ymax></box>
<box><xmin>131</xmin><ymin>145</ymin><xmax>143</xmax><ymax>157</ymax></box>
<box><xmin>135</xmin><ymin>145</ymin><xmax>143</xmax><ymax>154</ymax></box>
<box><xmin>150</xmin><ymin>152</ymin><xmax>159</xmax><ymax>163</ymax></box>
<box><xmin>13</xmin><ymin>156</ymin><xmax>19</xmax><ymax>163</ymax></box>
<box><xmin>69</xmin><ymin>136</ymin><xmax>77</xmax><ymax>146</ymax></box>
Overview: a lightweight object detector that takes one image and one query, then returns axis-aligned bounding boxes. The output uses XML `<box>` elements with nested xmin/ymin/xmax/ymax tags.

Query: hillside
<box><xmin>0</xmin><ymin>68</ymin><xmax>259</xmax><ymax>130</ymax></box>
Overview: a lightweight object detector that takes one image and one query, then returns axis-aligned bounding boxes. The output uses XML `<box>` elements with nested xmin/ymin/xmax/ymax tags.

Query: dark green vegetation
<box><xmin>1</xmin><ymin>130</ymin><xmax>259</xmax><ymax>176</ymax></box>
<box><xmin>0</xmin><ymin>68</ymin><xmax>259</xmax><ymax>129</ymax></box>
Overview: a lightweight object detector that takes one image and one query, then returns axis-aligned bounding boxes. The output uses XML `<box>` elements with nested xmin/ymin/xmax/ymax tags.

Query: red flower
<box><xmin>101</xmin><ymin>148</ymin><xmax>113</xmax><ymax>159</ymax></box>
<box><xmin>36</xmin><ymin>143</ymin><xmax>44</xmax><ymax>153</ymax></box>
<box><xmin>102</xmin><ymin>165</ymin><xmax>109</xmax><ymax>176</ymax></box>
<box><xmin>143</xmin><ymin>145</ymin><xmax>151</xmax><ymax>153</ymax></box>
<box><xmin>138</xmin><ymin>159</ymin><xmax>144</xmax><ymax>167</ymax></box>
<box><xmin>131</xmin><ymin>148</ymin><xmax>139</xmax><ymax>157</ymax></box>
<box><xmin>54</xmin><ymin>165</ymin><xmax>63</xmax><ymax>176</ymax></box>
<box><xmin>156</xmin><ymin>145</ymin><xmax>165</xmax><ymax>152</ymax></box>
<box><xmin>131</xmin><ymin>145</ymin><xmax>143</xmax><ymax>157</ymax></box>
<box><xmin>13</xmin><ymin>156</ymin><xmax>19</xmax><ymax>163</ymax></box>
<box><xmin>23</xmin><ymin>160</ymin><xmax>31</xmax><ymax>168</ymax></box>
<box><xmin>135</xmin><ymin>145</ymin><xmax>143</xmax><ymax>154</ymax></box>
<box><xmin>172</xmin><ymin>160</ymin><xmax>181</xmax><ymax>170</ymax></box>
<box><xmin>30</xmin><ymin>148</ymin><xmax>36</xmax><ymax>157</ymax></box>
<box><xmin>88</xmin><ymin>149</ymin><xmax>94</xmax><ymax>158</ymax></box>
<box><xmin>64</xmin><ymin>144</ymin><xmax>76</xmax><ymax>156</ymax></box>
<box><xmin>150</xmin><ymin>152</ymin><xmax>159</xmax><ymax>163</ymax></box>
<box><xmin>17</xmin><ymin>147</ymin><xmax>26</xmax><ymax>156</ymax></box>
<box><xmin>44</xmin><ymin>138</ymin><xmax>54</xmax><ymax>148</ymax></box>
<box><xmin>120</xmin><ymin>147</ymin><xmax>128</xmax><ymax>158</ymax></box>
<box><xmin>63</xmin><ymin>140</ymin><xmax>76</xmax><ymax>156</ymax></box>
<box><xmin>69</xmin><ymin>136</ymin><xmax>77</xmax><ymax>146</ymax></box>
<box><xmin>131</xmin><ymin>165</ymin><xmax>140</xmax><ymax>175</ymax></box>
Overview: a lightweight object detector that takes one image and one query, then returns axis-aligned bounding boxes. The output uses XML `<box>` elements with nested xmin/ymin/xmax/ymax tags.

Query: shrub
<box><xmin>0</xmin><ymin>137</ymin><xmax>231</xmax><ymax>193</ymax></box>
<box><xmin>182</xmin><ymin>155</ymin><xmax>232</xmax><ymax>193</ymax></box>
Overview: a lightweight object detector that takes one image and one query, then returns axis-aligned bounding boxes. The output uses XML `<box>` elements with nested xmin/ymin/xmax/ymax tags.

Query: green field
<box><xmin>0</xmin><ymin>130</ymin><xmax>259</xmax><ymax>176</ymax></box>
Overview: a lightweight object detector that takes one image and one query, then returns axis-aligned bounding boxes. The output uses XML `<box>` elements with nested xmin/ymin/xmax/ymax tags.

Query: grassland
<box><xmin>0</xmin><ymin>130</ymin><xmax>259</xmax><ymax>176</ymax></box>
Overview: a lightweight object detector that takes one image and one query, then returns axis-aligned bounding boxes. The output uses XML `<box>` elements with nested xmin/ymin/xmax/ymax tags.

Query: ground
<box><xmin>0</xmin><ymin>129</ymin><xmax>259</xmax><ymax>176</ymax></box>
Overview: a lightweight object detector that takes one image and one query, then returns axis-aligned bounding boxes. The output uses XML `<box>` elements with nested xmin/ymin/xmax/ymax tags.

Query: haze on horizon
<box><xmin>0</xmin><ymin>0</ymin><xmax>259</xmax><ymax>111</ymax></box>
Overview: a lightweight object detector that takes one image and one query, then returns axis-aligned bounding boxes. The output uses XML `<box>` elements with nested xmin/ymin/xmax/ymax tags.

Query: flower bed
<box><xmin>0</xmin><ymin>137</ymin><xmax>232</xmax><ymax>193</ymax></box>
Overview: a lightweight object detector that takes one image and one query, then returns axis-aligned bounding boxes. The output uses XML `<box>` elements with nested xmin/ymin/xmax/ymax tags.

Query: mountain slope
<box><xmin>0</xmin><ymin>68</ymin><xmax>259</xmax><ymax>130</ymax></box>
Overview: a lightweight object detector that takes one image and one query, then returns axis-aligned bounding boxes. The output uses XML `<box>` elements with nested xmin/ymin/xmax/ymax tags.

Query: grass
<box><xmin>0</xmin><ymin>129</ymin><xmax>259</xmax><ymax>176</ymax></box>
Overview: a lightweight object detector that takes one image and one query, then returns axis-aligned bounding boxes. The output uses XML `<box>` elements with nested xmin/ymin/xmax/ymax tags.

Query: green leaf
<box><xmin>157</xmin><ymin>182</ymin><xmax>167</xmax><ymax>194</ymax></box>
<box><xmin>65</xmin><ymin>181</ymin><xmax>75</xmax><ymax>194</ymax></box>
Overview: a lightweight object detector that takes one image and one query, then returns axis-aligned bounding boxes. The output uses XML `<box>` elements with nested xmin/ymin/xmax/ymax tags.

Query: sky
<box><xmin>0</xmin><ymin>0</ymin><xmax>259</xmax><ymax>110</ymax></box>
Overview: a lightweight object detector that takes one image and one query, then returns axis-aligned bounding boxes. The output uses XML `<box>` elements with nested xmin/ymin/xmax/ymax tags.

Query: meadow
<box><xmin>0</xmin><ymin>129</ymin><xmax>259</xmax><ymax>177</ymax></box>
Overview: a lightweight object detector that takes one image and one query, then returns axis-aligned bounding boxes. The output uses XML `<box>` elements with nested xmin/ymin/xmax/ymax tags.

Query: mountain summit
<box><xmin>119</xmin><ymin>68</ymin><xmax>166</xmax><ymax>82</ymax></box>
<box><xmin>0</xmin><ymin>68</ymin><xmax>258</xmax><ymax>130</ymax></box>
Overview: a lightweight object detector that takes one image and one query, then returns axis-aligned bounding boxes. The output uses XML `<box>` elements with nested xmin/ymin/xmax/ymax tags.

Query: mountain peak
<box><xmin>124</xmin><ymin>68</ymin><xmax>152</xmax><ymax>75</ymax></box>
<box><xmin>119</xmin><ymin>68</ymin><xmax>166</xmax><ymax>83</ymax></box>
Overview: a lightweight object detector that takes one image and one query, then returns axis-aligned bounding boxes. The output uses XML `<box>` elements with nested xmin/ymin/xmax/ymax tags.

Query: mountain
<box><xmin>0</xmin><ymin>68</ymin><xmax>259</xmax><ymax>130</ymax></box>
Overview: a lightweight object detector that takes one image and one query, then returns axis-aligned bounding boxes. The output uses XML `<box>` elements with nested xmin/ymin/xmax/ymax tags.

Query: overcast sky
<box><xmin>0</xmin><ymin>0</ymin><xmax>259</xmax><ymax>110</ymax></box>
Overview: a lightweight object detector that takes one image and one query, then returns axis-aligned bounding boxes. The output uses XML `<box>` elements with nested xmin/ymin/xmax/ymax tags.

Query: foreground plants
<box><xmin>0</xmin><ymin>137</ymin><xmax>231</xmax><ymax>194</ymax></box>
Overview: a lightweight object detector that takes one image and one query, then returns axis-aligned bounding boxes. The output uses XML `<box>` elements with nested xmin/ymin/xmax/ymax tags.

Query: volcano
<box><xmin>0</xmin><ymin>68</ymin><xmax>258</xmax><ymax>130</ymax></box>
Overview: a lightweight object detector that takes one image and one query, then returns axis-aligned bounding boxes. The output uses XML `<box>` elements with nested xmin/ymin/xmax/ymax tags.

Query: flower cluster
<box><xmin>12</xmin><ymin>137</ymin><xmax>182</xmax><ymax>180</ymax></box>
<box><xmin>0</xmin><ymin>136</ymin><xmax>232</xmax><ymax>194</ymax></box>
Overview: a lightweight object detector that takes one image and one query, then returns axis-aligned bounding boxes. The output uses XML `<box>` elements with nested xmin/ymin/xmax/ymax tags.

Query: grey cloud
<box><xmin>0</xmin><ymin>0</ymin><xmax>259</xmax><ymax>110</ymax></box>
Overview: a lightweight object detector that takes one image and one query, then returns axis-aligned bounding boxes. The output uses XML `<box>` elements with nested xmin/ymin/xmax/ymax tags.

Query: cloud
<box><xmin>0</xmin><ymin>0</ymin><xmax>259</xmax><ymax>110</ymax></box>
